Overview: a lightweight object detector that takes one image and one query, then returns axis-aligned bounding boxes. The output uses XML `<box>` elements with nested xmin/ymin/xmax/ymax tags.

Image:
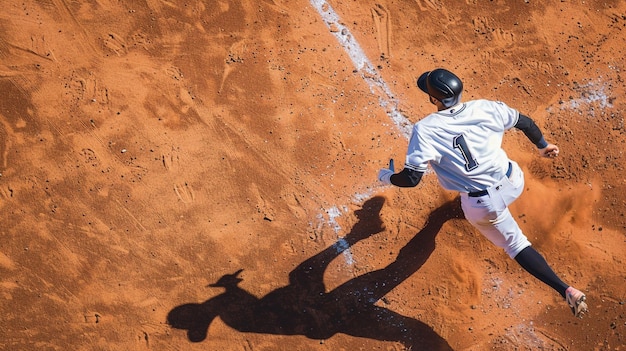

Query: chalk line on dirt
<box><xmin>310</xmin><ymin>1</ymin><xmax>411</xmax><ymax>266</ymax></box>
<box><xmin>310</xmin><ymin>0</ymin><xmax>413</xmax><ymax>138</ymax></box>
<box><xmin>325</xmin><ymin>206</ymin><xmax>354</xmax><ymax>265</ymax></box>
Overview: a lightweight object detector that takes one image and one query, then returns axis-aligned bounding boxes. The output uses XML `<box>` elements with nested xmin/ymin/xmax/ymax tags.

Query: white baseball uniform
<box><xmin>404</xmin><ymin>99</ymin><xmax>531</xmax><ymax>257</ymax></box>
<box><xmin>379</xmin><ymin>68</ymin><xmax>587</xmax><ymax>317</ymax></box>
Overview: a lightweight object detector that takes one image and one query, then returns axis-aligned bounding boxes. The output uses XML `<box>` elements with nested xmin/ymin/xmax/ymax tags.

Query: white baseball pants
<box><xmin>460</xmin><ymin>160</ymin><xmax>531</xmax><ymax>258</ymax></box>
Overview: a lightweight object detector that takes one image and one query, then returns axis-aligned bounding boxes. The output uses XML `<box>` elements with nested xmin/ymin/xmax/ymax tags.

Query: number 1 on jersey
<box><xmin>453</xmin><ymin>134</ymin><xmax>479</xmax><ymax>171</ymax></box>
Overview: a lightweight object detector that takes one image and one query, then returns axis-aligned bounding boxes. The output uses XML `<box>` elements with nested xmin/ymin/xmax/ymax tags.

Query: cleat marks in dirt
<box><xmin>415</xmin><ymin>0</ymin><xmax>440</xmax><ymax>11</ymax></box>
<box><xmin>472</xmin><ymin>16</ymin><xmax>514</xmax><ymax>46</ymax></box>
<box><xmin>102</xmin><ymin>32</ymin><xmax>128</xmax><ymax>56</ymax></box>
<box><xmin>63</xmin><ymin>71</ymin><xmax>110</xmax><ymax>106</ymax></box>
<box><xmin>174</xmin><ymin>182</ymin><xmax>195</xmax><ymax>204</ymax></box>
<box><xmin>371</xmin><ymin>4</ymin><xmax>391</xmax><ymax>59</ymax></box>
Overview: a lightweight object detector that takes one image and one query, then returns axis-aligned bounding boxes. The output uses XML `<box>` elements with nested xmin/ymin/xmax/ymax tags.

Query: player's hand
<box><xmin>378</xmin><ymin>159</ymin><xmax>395</xmax><ymax>184</ymax></box>
<box><xmin>539</xmin><ymin>144</ymin><xmax>560</xmax><ymax>158</ymax></box>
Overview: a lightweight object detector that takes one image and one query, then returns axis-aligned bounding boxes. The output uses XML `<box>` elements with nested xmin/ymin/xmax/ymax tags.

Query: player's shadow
<box><xmin>167</xmin><ymin>196</ymin><xmax>463</xmax><ymax>350</ymax></box>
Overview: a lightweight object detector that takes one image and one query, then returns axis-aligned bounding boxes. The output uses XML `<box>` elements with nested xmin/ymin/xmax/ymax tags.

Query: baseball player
<box><xmin>378</xmin><ymin>68</ymin><xmax>588</xmax><ymax>318</ymax></box>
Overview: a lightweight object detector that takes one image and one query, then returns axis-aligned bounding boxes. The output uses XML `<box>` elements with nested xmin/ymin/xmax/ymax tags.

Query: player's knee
<box><xmin>506</xmin><ymin>241</ymin><xmax>531</xmax><ymax>259</ymax></box>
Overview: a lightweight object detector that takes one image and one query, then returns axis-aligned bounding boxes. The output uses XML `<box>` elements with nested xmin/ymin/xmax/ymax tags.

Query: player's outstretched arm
<box><xmin>514</xmin><ymin>114</ymin><xmax>561</xmax><ymax>158</ymax></box>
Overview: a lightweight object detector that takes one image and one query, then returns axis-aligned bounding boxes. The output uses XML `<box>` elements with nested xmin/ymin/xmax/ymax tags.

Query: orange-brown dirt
<box><xmin>1</xmin><ymin>1</ymin><xmax>625</xmax><ymax>350</ymax></box>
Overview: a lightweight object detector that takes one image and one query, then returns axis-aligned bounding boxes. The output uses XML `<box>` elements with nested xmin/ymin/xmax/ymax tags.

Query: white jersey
<box><xmin>405</xmin><ymin>99</ymin><xmax>519</xmax><ymax>192</ymax></box>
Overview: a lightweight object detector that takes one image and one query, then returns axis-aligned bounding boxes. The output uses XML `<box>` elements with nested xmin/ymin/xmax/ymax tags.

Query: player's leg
<box><xmin>515</xmin><ymin>248</ymin><xmax>589</xmax><ymax>317</ymax></box>
<box><xmin>513</xmin><ymin>247</ymin><xmax>588</xmax><ymax>318</ymax></box>
<box><xmin>461</xmin><ymin>194</ymin><xmax>588</xmax><ymax>317</ymax></box>
<box><xmin>514</xmin><ymin>246</ymin><xmax>568</xmax><ymax>297</ymax></box>
<box><xmin>462</xmin><ymin>194</ymin><xmax>564</xmax><ymax>291</ymax></box>
<box><xmin>460</xmin><ymin>194</ymin><xmax>530</xmax><ymax>258</ymax></box>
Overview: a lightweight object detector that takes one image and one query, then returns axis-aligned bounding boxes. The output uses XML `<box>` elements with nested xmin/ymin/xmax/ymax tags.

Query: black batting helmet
<box><xmin>417</xmin><ymin>68</ymin><xmax>463</xmax><ymax>107</ymax></box>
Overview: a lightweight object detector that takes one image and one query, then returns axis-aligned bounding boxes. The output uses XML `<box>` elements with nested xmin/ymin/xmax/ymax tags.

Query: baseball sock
<box><xmin>514</xmin><ymin>246</ymin><xmax>569</xmax><ymax>298</ymax></box>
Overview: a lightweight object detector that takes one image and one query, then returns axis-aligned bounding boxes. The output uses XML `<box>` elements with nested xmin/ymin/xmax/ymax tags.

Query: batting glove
<box><xmin>378</xmin><ymin>159</ymin><xmax>395</xmax><ymax>185</ymax></box>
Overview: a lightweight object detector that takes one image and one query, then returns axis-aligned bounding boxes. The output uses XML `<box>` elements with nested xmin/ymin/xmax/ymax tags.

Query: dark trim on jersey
<box><xmin>515</xmin><ymin>114</ymin><xmax>548</xmax><ymax>149</ymax></box>
<box><xmin>440</xmin><ymin>103</ymin><xmax>467</xmax><ymax>116</ymax></box>
<box><xmin>390</xmin><ymin>168</ymin><xmax>423</xmax><ymax>188</ymax></box>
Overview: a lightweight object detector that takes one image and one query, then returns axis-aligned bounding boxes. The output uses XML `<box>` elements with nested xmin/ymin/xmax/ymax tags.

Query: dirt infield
<box><xmin>1</xmin><ymin>1</ymin><xmax>625</xmax><ymax>350</ymax></box>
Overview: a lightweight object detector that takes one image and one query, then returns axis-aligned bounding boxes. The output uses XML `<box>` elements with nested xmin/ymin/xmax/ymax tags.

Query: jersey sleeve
<box><xmin>404</xmin><ymin>123</ymin><xmax>435</xmax><ymax>173</ymax></box>
<box><xmin>494</xmin><ymin>101</ymin><xmax>520</xmax><ymax>130</ymax></box>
